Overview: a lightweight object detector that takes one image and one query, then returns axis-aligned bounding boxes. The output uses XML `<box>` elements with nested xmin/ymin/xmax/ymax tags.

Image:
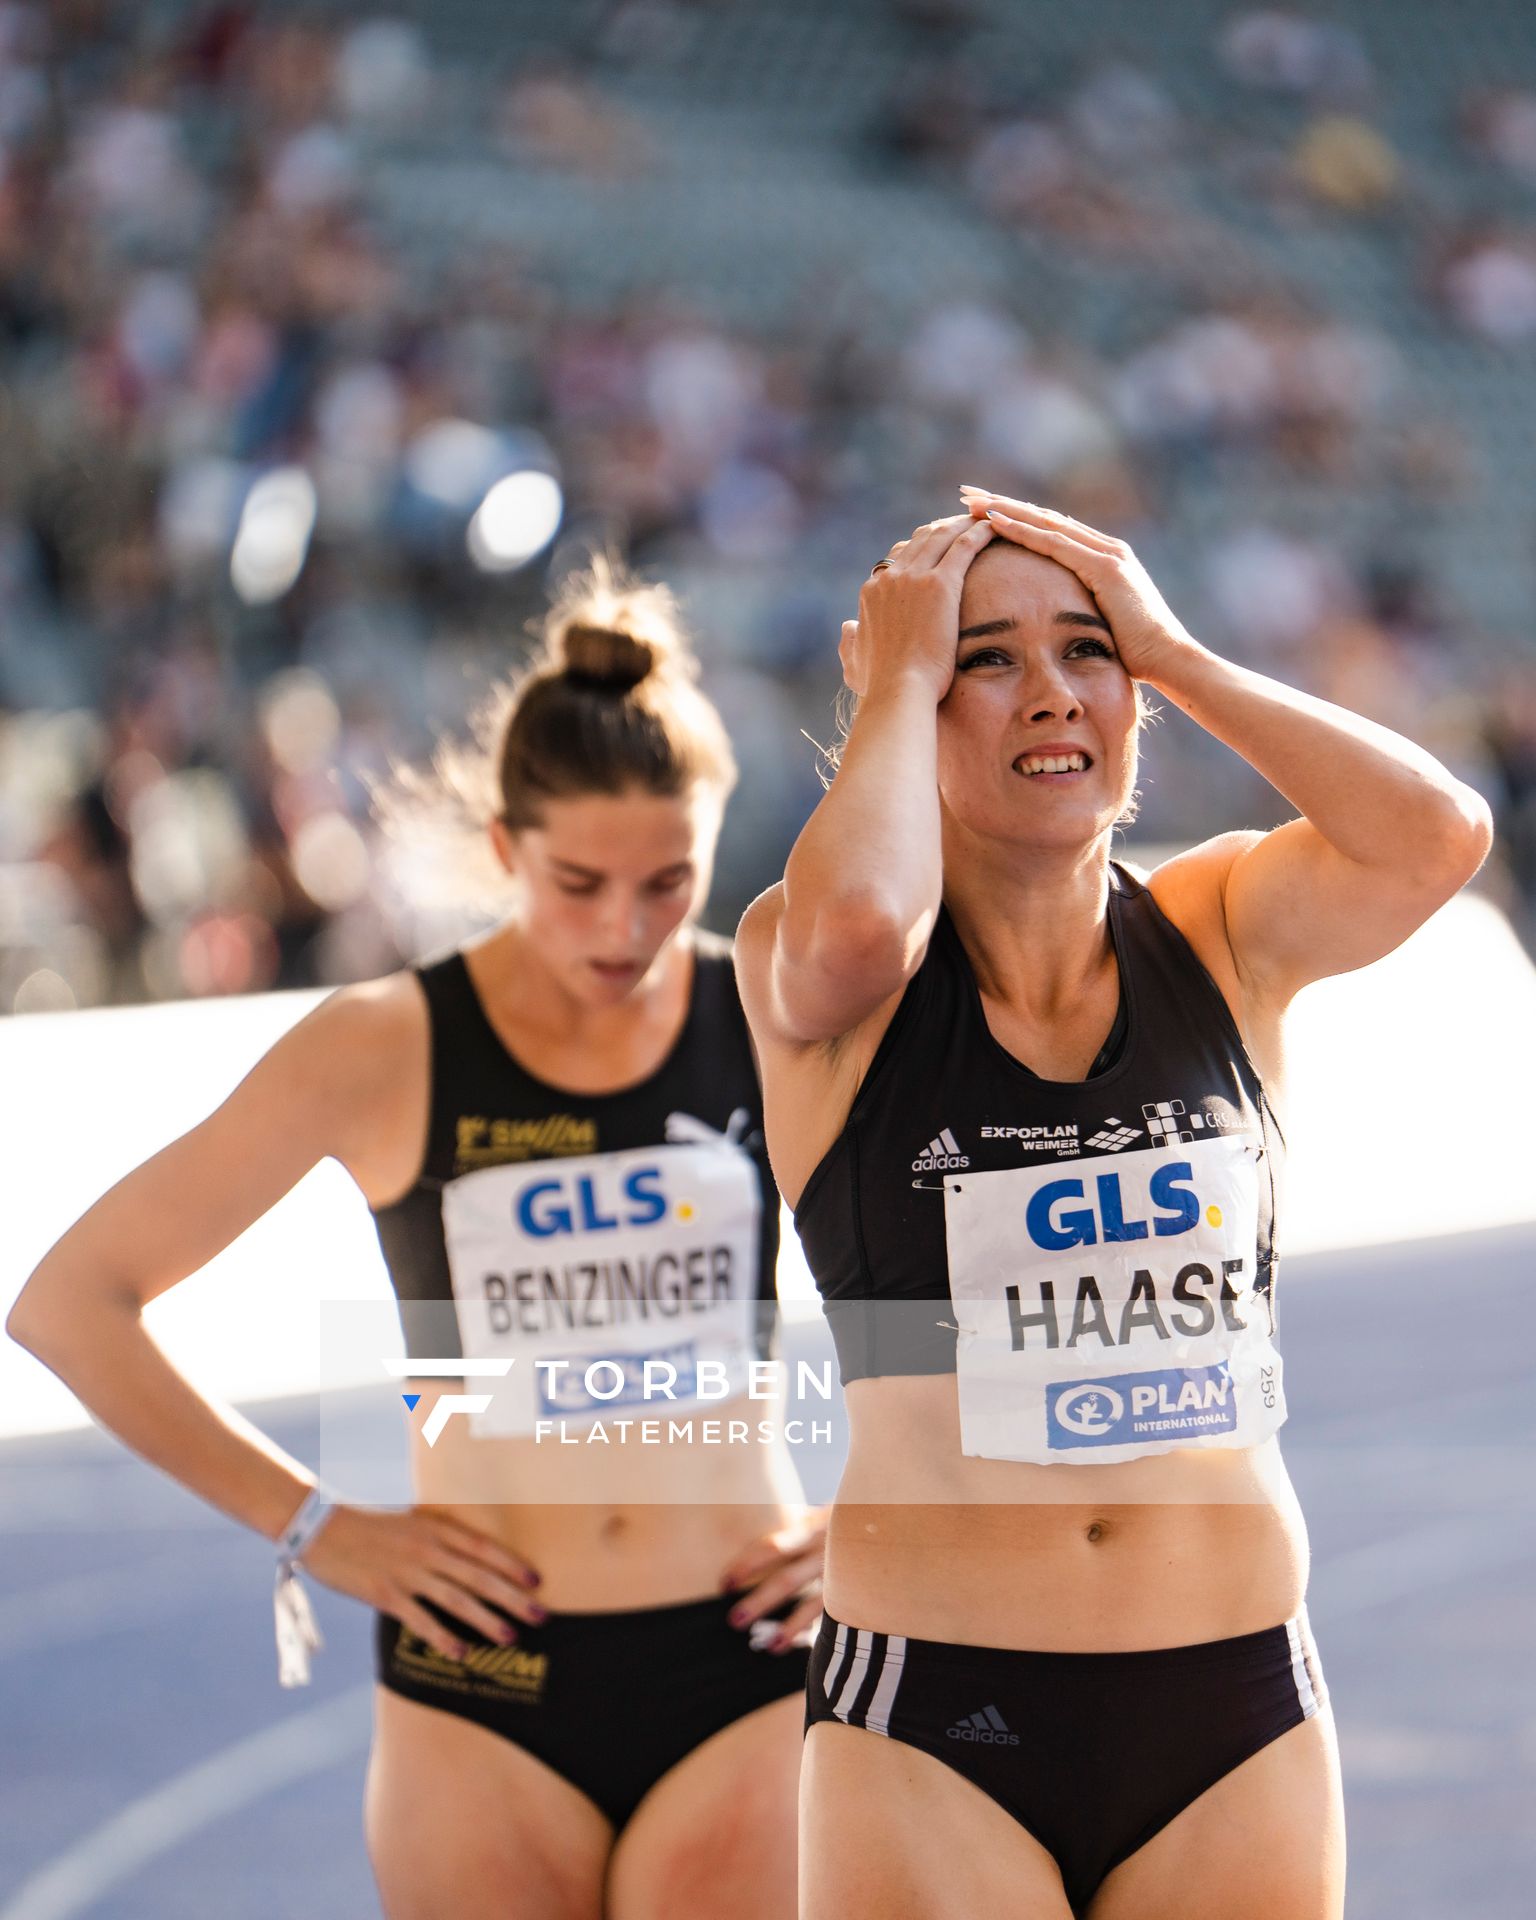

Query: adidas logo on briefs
<box><xmin>947</xmin><ymin>1705</ymin><xmax>1020</xmax><ymax>1745</ymax></box>
<box><xmin>912</xmin><ymin>1127</ymin><xmax>969</xmax><ymax>1174</ymax></box>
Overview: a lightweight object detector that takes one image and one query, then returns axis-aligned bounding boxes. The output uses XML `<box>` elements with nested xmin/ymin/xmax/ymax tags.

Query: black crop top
<box><xmin>793</xmin><ymin>863</ymin><xmax>1284</xmax><ymax>1390</ymax></box>
<box><xmin>371</xmin><ymin>933</ymin><xmax>780</xmax><ymax>1419</ymax></box>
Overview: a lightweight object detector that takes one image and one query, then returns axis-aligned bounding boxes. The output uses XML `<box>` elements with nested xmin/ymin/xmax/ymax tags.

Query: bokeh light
<box><xmin>466</xmin><ymin>469</ymin><xmax>564</xmax><ymax>572</ymax></box>
<box><xmin>230</xmin><ymin>467</ymin><xmax>318</xmax><ymax>605</ymax></box>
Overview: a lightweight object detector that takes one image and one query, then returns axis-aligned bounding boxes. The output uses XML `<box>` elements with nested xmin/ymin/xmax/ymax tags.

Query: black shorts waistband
<box><xmin>411</xmin><ymin>1585</ymin><xmax>770</xmax><ymax>1655</ymax></box>
<box><xmin>815</xmin><ymin>1604</ymin><xmax>1313</xmax><ymax>1673</ymax></box>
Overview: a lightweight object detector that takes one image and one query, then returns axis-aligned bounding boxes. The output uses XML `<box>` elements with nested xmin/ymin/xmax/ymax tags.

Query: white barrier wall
<box><xmin>3</xmin><ymin>889</ymin><xmax>1534</xmax><ymax>1439</ymax></box>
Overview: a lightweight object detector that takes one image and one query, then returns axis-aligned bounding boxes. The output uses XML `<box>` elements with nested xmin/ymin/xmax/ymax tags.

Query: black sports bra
<box><xmin>371</xmin><ymin>935</ymin><xmax>780</xmax><ymax>1409</ymax></box>
<box><xmin>793</xmin><ymin>863</ymin><xmax>1283</xmax><ymax>1385</ymax></box>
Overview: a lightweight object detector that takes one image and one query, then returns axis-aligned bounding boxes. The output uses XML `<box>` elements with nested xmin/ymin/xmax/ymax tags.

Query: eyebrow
<box><xmin>957</xmin><ymin>612</ymin><xmax>1115</xmax><ymax>642</ymax></box>
<box><xmin>551</xmin><ymin>857</ymin><xmax>694</xmax><ymax>881</ymax></box>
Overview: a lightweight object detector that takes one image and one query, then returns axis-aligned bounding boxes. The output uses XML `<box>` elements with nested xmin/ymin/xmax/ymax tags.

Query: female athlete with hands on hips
<box><xmin>9</xmin><ymin>561</ymin><xmax>822</xmax><ymax>1920</ymax></box>
<box><xmin>735</xmin><ymin>495</ymin><xmax>1492</xmax><ymax>1920</ymax></box>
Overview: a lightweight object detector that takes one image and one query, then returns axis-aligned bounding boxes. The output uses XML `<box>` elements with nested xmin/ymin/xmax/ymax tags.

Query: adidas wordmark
<box><xmin>912</xmin><ymin>1127</ymin><xmax>969</xmax><ymax>1173</ymax></box>
<box><xmin>947</xmin><ymin>1705</ymin><xmax>1020</xmax><ymax>1745</ymax></box>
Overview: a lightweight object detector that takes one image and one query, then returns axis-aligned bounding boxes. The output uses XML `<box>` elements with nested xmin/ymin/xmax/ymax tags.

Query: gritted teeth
<box><xmin>1017</xmin><ymin>751</ymin><xmax>1091</xmax><ymax>775</ymax></box>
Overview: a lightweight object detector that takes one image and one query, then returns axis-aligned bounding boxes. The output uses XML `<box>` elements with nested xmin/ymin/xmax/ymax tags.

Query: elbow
<box><xmin>767</xmin><ymin>893</ymin><xmax>924</xmax><ymax>1040</ymax></box>
<box><xmin>794</xmin><ymin>897</ymin><xmax>917</xmax><ymax>999</ymax></box>
<box><xmin>5</xmin><ymin>1267</ymin><xmax>95</xmax><ymax>1362</ymax></box>
<box><xmin>1423</xmin><ymin>784</ymin><xmax>1495</xmax><ymax>891</ymax></box>
<box><xmin>1463</xmin><ymin>789</ymin><xmax>1496</xmax><ymax>871</ymax></box>
<box><xmin>6</xmin><ymin>1283</ymin><xmax>50</xmax><ymax>1357</ymax></box>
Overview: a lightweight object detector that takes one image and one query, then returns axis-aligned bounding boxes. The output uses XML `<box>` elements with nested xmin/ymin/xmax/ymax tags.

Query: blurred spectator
<box><xmin>497</xmin><ymin>59</ymin><xmax>655</xmax><ymax>178</ymax></box>
<box><xmin>1217</xmin><ymin>10</ymin><xmax>1374</xmax><ymax>104</ymax></box>
<box><xmin>870</xmin><ymin>55</ymin><xmax>991</xmax><ymax>174</ymax></box>
<box><xmin>1292</xmin><ymin>115</ymin><xmax>1399</xmax><ymax>213</ymax></box>
<box><xmin>1436</xmin><ymin>226</ymin><xmax>1536</xmax><ymax>343</ymax></box>
<box><xmin>1067</xmin><ymin>63</ymin><xmax>1181</xmax><ymax>167</ymax></box>
<box><xmin>1204</xmin><ymin>525</ymin><xmax>1357</xmax><ymax>659</ymax></box>
<box><xmin>334</xmin><ymin>19</ymin><xmax>432</xmax><ymax>132</ymax></box>
<box><xmin>1460</xmin><ymin>87</ymin><xmax>1536</xmax><ymax>183</ymax></box>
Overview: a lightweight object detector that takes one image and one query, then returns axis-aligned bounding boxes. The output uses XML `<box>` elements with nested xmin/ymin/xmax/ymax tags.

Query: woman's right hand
<box><xmin>839</xmin><ymin>511</ymin><xmax>995</xmax><ymax>703</ymax></box>
<box><xmin>300</xmin><ymin>1502</ymin><xmax>545</xmax><ymax>1657</ymax></box>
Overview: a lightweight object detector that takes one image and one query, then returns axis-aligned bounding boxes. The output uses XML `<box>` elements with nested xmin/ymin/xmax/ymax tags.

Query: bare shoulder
<box><xmin>318</xmin><ymin>968</ymin><xmax>429</xmax><ymax>1049</ymax></box>
<box><xmin>282</xmin><ymin>969</ymin><xmax>428</xmax><ymax>1094</ymax></box>
<box><xmin>1144</xmin><ymin>831</ymin><xmax>1265</xmax><ymax>951</ymax></box>
<box><xmin>237</xmin><ymin>969</ymin><xmax>430</xmax><ymax>1192</ymax></box>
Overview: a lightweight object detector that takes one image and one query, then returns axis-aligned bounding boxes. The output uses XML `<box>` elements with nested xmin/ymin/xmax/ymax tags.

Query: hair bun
<box><xmin>556</xmin><ymin>622</ymin><xmax>658</xmax><ymax>692</ymax></box>
<box><xmin>541</xmin><ymin>555</ymin><xmax>695</xmax><ymax>694</ymax></box>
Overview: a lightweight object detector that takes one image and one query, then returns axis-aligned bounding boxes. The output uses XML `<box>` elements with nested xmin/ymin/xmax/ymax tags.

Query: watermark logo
<box><xmin>536</xmin><ymin>1341</ymin><xmax>700</xmax><ymax>1414</ymax></box>
<box><xmin>382</xmin><ymin>1357</ymin><xmax>512</xmax><ymax>1446</ymax></box>
<box><xmin>381</xmin><ymin>1352</ymin><xmax>838</xmax><ymax>1449</ymax></box>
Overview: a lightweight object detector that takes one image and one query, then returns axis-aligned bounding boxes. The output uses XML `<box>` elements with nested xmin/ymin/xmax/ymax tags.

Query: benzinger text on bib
<box><xmin>443</xmin><ymin>1138</ymin><xmax>761</xmax><ymax>1436</ymax></box>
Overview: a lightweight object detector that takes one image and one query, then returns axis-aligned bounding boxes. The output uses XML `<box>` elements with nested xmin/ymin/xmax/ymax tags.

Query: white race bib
<box><xmin>944</xmin><ymin>1133</ymin><xmax>1285</xmax><ymax>1465</ymax></box>
<box><xmin>442</xmin><ymin>1136</ymin><xmax>761</xmax><ymax>1436</ymax></box>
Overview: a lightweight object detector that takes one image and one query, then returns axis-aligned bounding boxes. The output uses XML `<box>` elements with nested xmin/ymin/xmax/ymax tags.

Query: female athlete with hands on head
<box><xmin>9</xmin><ymin>560</ymin><xmax>823</xmax><ymax>1920</ymax></box>
<box><xmin>735</xmin><ymin>497</ymin><xmax>1492</xmax><ymax>1920</ymax></box>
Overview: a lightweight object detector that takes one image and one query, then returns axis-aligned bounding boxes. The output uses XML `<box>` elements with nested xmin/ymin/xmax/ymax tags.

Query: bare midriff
<box><xmin>405</xmin><ymin>1387</ymin><xmax>799</xmax><ymax>1611</ymax></box>
<box><xmin>827</xmin><ymin>1375</ymin><xmax>1309</xmax><ymax>1652</ymax></box>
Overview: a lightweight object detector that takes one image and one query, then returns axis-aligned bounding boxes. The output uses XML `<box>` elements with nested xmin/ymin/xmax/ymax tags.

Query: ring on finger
<box><xmin>870</xmin><ymin>559</ymin><xmax>893</xmax><ymax>573</ymax></box>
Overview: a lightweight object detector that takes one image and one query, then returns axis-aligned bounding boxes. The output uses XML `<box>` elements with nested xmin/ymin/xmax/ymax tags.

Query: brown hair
<box><xmin>373</xmin><ymin>557</ymin><xmax>735</xmax><ymax>903</ymax></box>
<box><xmin>496</xmin><ymin>556</ymin><xmax>736</xmax><ymax>827</ymax></box>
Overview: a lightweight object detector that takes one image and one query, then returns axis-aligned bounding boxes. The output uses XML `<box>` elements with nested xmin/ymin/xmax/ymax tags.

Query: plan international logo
<box><xmin>1046</xmin><ymin>1362</ymin><xmax>1238</xmax><ymax>1450</ymax></box>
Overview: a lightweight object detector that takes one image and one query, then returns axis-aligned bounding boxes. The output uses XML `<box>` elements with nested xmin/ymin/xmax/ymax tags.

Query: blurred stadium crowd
<box><xmin>2</xmin><ymin>0</ymin><xmax>1535</xmax><ymax>1015</ymax></box>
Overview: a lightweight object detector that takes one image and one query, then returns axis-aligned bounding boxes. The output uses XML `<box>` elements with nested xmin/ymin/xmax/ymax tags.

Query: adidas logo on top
<box><xmin>912</xmin><ymin>1127</ymin><xmax>970</xmax><ymax>1173</ymax></box>
<box><xmin>947</xmin><ymin>1704</ymin><xmax>1020</xmax><ymax>1745</ymax></box>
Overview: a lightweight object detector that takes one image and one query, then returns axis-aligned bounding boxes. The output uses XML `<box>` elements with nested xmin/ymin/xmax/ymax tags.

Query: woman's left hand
<box><xmin>960</xmin><ymin>487</ymin><xmax>1200</xmax><ymax>688</ymax></box>
<box><xmin>717</xmin><ymin>1507</ymin><xmax>827</xmax><ymax>1653</ymax></box>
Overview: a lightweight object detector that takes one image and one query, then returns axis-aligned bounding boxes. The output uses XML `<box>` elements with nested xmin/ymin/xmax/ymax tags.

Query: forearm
<box><xmin>783</xmin><ymin>673</ymin><xmax>943</xmax><ymax>949</ymax></box>
<box><xmin>14</xmin><ymin>1287</ymin><xmax>317</xmax><ymax>1543</ymax></box>
<box><xmin>1150</xmin><ymin>640</ymin><xmax>1489</xmax><ymax>869</ymax></box>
